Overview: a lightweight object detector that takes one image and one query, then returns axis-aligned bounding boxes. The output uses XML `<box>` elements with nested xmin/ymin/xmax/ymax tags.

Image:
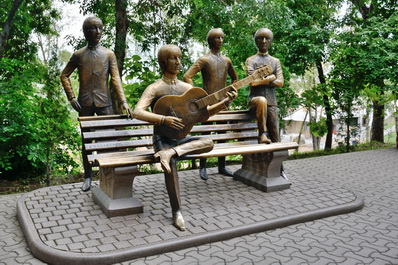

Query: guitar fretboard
<box><xmin>196</xmin><ymin>75</ymin><xmax>257</xmax><ymax>110</ymax></box>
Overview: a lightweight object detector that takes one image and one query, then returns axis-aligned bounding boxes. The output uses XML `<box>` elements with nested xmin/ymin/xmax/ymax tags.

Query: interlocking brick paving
<box><xmin>3</xmin><ymin>148</ymin><xmax>397</xmax><ymax>264</ymax></box>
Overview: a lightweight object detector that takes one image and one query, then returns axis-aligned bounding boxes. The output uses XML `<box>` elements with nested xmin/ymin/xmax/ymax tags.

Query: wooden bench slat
<box><xmin>93</xmin><ymin>142</ymin><xmax>298</xmax><ymax>168</ymax></box>
<box><xmin>87</xmin><ymin>148</ymin><xmax>154</xmax><ymax>164</ymax></box>
<box><xmin>95</xmin><ymin>154</ymin><xmax>156</xmax><ymax>167</ymax></box>
<box><xmin>206</xmin><ymin>113</ymin><xmax>254</xmax><ymax>122</ymax></box>
<box><xmin>87</xmin><ymin>141</ymin><xmax>261</xmax><ymax>166</ymax></box>
<box><xmin>83</xmin><ymin>122</ymin><xmax>258</xmax><ymax>141</ymax></box>
<box><xmin>190</xmin><ymin>122</ymin><xmax>258</xmax><ymax>133</ymax></box>
<box><xmin>84</xmin><ymin>131</ymin><xmax>259</xmax><ymax>153</ymax></box>
<box><xmin>185</xmin><ymin>142</ymin><xmax>298</xmax><ymax>159</ymax></box>
<box><xmin>85</xmin><ymin>138</ymin><xmax>152</xmax><ymax>151</ymax></box>
<box><xmin>83</xmin><ymin>128</ymin><xmax>153</xmax><ymax>140</ymax></box>
<box><xmin>218</xmin><ymin>110</ymin><xmax>250</xmax><ymax>114</ymax></box>
<box><xmin>80</xmin><ymin>118</ymin><xmax>150</xmax><ymax>129</ymax></box>
<box><xmin>79</xmin><ymin>112</ymin><xmax>253</xmax><ymax>129</ymax></box>
<box><xmin>78</xmin><ymin>110</ymin><xmax>298</xmax><ymax>171</ymax></box>
<box><xmin>78</xmin><ymin>114</ymin><xmax>128</xmax><ymax>121</ymax></box>
<box><xmin>196</xmin><ymin>131</ymin><xmax>258</xmax><ymax>142</ymax></box>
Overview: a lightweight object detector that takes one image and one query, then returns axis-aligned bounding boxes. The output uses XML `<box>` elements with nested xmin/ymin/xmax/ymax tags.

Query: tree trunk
<box><xmin>395</xmin><ymin>116</ymin><xmax>398</xmax><ymax>149</ymax></box>
<box><xmin>115</xmin><ymin>0</ymin><xmax>128</xmax><ymax>75</ymax></box>
<box><xmin>111</xmin><ymin>0</ymin><xmax>128</xmax><ymax>114</ymax></box>
<box><xmin>309</xmin><ymin>109</ymin><xmax>319</xmax><ymax>150</ymax></box>
<box><xmin>345</xmin><ymin>116</ymin><xmax>351</xmax><ymax>152</ymax></box>
<box><xmin>0</xmin><ymin>0</ymin><xmax>23</xmax><ymax>59</ymax></box>
<box><xmin>316</xmin><ymin>61</ymin><xmax>333</xmax><ymax>150</ymax></box>
<box><xmin>371</xmin><ymin>99</ymin><xmax>384</xmax><ymax>143</ymax></box>
<box><xmin>395</xmin><ymin>104</ymin><xmax>398</xmax><ymax>149</ymax></box>
<box><xmin>363</xmin><ymin>106</ymin><xmax>371</xmax><ymax>142</ymax></box>
<box><xmin>297</xmin><ymin>109</ymin><xmax>308</xmax><ymax>145</ymax></box>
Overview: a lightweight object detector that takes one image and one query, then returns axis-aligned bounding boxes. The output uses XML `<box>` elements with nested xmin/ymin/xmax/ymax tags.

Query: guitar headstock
<box><xmin>252</xmin><ymin>65</ymin><xmax>273</xmax><ymax>80</ymax></box>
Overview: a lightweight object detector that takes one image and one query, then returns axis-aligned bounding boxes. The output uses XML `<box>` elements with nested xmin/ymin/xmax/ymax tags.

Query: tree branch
<box><xmin>0</xmin><ymin>0</ymin><xmax>23</xmax><ymax>59</ymax></box>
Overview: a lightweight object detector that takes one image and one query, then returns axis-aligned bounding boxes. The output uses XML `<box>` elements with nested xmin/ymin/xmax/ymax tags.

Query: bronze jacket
<box><xmin>60</xmin><ymin>45</ymin><xmax>127</xmax><ymax>108</ymax></box>
<box><xmin>184</xmin><ymin>52</ymin><xmax>238</xmax><ymax>95</ymax></box>
<box><xmin>245</xmin><ymin>52</ymin><xmax>284</xmax><ymax>106</ymax></box>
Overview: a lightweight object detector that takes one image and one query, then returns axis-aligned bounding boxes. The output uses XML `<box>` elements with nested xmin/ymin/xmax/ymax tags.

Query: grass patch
<box><xmin>287</xmin><ymin>141</ymin><xmax>394</xmax><ymax>160</ymax></box>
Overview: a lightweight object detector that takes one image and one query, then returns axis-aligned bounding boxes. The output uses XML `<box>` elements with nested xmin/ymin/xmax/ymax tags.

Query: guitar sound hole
<box><xmin>188</xmin><ymin>100</ymin><xmax>199</xmax><ymax>112</ymax></box>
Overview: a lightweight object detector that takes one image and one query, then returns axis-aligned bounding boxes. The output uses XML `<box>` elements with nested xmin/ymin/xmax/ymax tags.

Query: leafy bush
<box><xmin>0</xmin><ymin>58</ymin><xmax>80</xmax><ymax>181</ymax></box>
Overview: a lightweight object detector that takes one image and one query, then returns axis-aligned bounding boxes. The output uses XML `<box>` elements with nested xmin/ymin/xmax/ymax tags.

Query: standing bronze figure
<box><xmin>60</xmin><ymin>17</ymin><xmax>133</xmax><ymax>192</ymax></box>
<box><xmin>133</xmin><ymin>45</ymin><xmax>237</xmax><ymax>230</ymax></box>
<box><xmin>246</xmin><ymin>28</ymin><xmax>284</xmax><ymax>144</ymax></box>
<box><xmin>184</xmin><ymin>28</ymin><xmax>238</xmax><ymax>180</ymax></box>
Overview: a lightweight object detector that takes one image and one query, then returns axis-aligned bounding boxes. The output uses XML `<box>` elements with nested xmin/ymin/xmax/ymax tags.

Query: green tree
<box><xmin>343</xmin><ymin>0</ymin><xmax>398</xmax><ymax>143</ymax></box>
<box><xmin>299</xmin><ymin>74</ymin><xmax>330</xmax><ymax>150</ymax></box>
<box><xmin>187</xmin><ymin>0</ymin><xmax>299</xmax><ymax>124</ymax></box>
<box><xmin>279</xmin><ymin>0</ymin><xmax>342</xmax><ymax>150</ymax></box>
<box><xmin>0</xmin><ymin>0</ymin><xmax>59</xmax><ymax>61</ymax></box>
<box><xmin>329</xmin><ymin>37</ymin><xmax>364</xmax><ymax>150</ymax></box>
<box><xmin>0</xmin><ymin>0</ymin><xmax>23</xmax><ymax>58</ymax></box>
<box><xmin>1</xmin><ymin>56</ymin><xmax>79</xmax><ymax>181</ymax></box>
<box><xmin>1</xmin><ymin>1</ymin><xmax>80</xmax><ymax>181</ymax></box>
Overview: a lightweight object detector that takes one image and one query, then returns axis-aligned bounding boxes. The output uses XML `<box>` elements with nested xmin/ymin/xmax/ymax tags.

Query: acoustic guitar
<box><xmin>153</xmin><ymin>65</ymin><xmax>272</xmax><ymax>139</ymax></box>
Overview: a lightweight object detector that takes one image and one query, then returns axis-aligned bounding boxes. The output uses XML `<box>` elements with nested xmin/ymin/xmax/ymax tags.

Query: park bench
<box><xmin>78</xmin><ymin>110</ymin><xmax>298</xmax><ymax>217</ymax></box>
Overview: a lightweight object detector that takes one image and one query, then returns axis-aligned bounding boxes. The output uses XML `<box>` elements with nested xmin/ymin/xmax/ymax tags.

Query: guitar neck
<box><xmin>196</xmin><ymin>75</ymin><xmax>257</xmax><ymax>109</ymax></box>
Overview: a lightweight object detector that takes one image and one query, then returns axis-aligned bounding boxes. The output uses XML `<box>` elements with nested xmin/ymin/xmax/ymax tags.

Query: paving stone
<box><xmin>2</xmin><ymin>148</ymin><xmax>398</xmax><ymax>264</ymax></box>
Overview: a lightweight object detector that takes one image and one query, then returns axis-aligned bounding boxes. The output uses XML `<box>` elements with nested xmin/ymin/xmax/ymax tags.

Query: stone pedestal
<box><xmin>233</xmin><ymin>150</ymin><xmax>291</xmax><ymax>192</ymax></box>
<box><xmin>92</xmin><ymin>166</ymin><xmax>144</xmax><ymax>217</ymax></box>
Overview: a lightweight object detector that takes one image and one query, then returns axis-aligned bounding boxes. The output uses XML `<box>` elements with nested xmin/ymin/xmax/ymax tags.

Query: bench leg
<box><xmin>233</xmin><ymin>150</ymin><xmax>291</xmax><ymax>192</ymax></box>
<box><xmin>92</xmin><ymin>166</ymin><xmax>144</xmax><ymax>217</ymax></box>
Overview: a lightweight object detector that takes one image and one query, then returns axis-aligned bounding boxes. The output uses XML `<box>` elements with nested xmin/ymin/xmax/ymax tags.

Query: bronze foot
<box><xmin>172</xmin><ymin>211</ymin><xmax>186</xmax><ymax>231</ymax></box>
<box><xmin>219</xmin><ymin>167</ymin><xmax>233</xmax><ymax>177</ymax></box>
<box><xmin>259</xmin><ymin>133</ymin><xmax>271</xmax><ymax>144</ymax></box>
<box><xmin>154</xmin><ymin>148</ymin><xmax>176</xmax><ymax>173</ymax></box>
<box><xmin>81</xmin><ymin>177</ymin><xmax>91</xmax><ymax>192</ymax></box>
<box><xmin>199</xmin><ymin>167</ymin><xmax>208</xmax><ymax>180</ymax></box>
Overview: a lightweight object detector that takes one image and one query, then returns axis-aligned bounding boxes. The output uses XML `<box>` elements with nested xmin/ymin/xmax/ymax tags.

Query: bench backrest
<box><xmin>78</xmin><ymin>110</ymin><xmax>258</xmax><ymax>156</ymax></box>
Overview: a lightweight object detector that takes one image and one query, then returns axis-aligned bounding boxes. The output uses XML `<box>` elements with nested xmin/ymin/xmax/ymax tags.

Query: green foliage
<box><xmin>287</xmin><ymin>141</ymin><xmax>394</xmax><ymax>160</ymax></box>
<box><xmin>280</xmin><ymin>0</ymin><xmax>341</xmax><ymax>75</ymax></box>
<box><xmin>59</xmin><ymin>0</ymin><xmax>115</xmax><ymax>48</ymax></box>
<box><xmin>186</xmin><ymin>0</ymin><xmax>301</xmax><ymax>120</ymax></box>
<box><xmin>2</xmin><ymin>0</ymin><xmax>397</xmax><ymax>181</ymax></box>
<box><xmin>229</xmin><ymin>68</ymin><xmax>248</xmax><ymax>110</ymax></box>
<box><xmin>1</xmin><ymin>0</ymin><xmax>59</xmax><ymax>61</ymax></box>
<box><xmin>38</xmin><ymin>53</ymin><xmax>81</xmax><ymax>182</ymax></box>
<box><xmin>129</xmin><ymin>0</ymin><xmax>193</xmax><ymax>52</ymax></box>
<box><xmin>1</xmin><ymin>59</ymin><xmax>41</xmax><ymax>178</ymax></box>
<box><xmin>0</xmin><ymin>56</ymin><xmax>80</xmax><ymax>181</ymax></box>
<box><xmin>123</xmin><ymin>55</ymin><xmax>160</xmax><ymax>107</ymax></box>
<box><xmin>329</xmin><ymin>3</ymin><xmax>398</xmax><ymax>143</ymax></box>
<box><xmin>308</xmin><ymin>118</ymin><xmax>328</xmax><ymax>137</ymax></box>
<box><xmin>301</xmin><ymin>83</ymin><xmax>330</xmax><ymax>108</ymax></box>
<box><xmin>1</xmin><ymin>0</ymin><xmax>82</xmax><ymax>181</ymax></box>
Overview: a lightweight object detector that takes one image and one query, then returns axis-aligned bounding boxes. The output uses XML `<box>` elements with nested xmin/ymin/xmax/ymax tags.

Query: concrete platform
<box><xmin>16</xmin><ymin>159</ymin><xmax>364</xmax><ymax>264</ymax></box>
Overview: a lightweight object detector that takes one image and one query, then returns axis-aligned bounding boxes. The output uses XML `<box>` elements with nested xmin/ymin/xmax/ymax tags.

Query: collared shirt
<box><xmin>245</xmin><ymin>52</ymin><xmax>284</xmax><ymax>106</ymax></box>
<box><xmin>60</xmin><ymin>45</ymin><xmax>127</xmax><ymax>108</ymax></box>
<box><xmin>184</xmin><ymin>52</ymin><xmax>238</xmax><ymax>95</ymax></box>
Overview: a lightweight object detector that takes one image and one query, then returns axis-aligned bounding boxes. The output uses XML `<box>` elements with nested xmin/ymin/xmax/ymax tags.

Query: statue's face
<box><xmin>85</xmin><ymin>18</ymin><xmax>103</xmax><ymax>45</ymax></box>
<box><xmin>165</xmin><ymin>50</ymin><xmax>181</xmax><ymax>75</ymax></box>
<box><xmin>209</xmin><ymin>32</ymin><xmax>224</xmax><ymax>50</ymax></box>
<box><xmin>255</xmin><ymin>30</ymin><xmax>273</xmax><ymax>53</ymax></box>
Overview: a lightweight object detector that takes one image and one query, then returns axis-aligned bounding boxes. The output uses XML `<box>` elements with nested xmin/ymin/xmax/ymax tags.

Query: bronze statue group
<box><xmin>60</xmin><ymin>17</ymin><xmax>284</xmax><ymax>231</ymax></box>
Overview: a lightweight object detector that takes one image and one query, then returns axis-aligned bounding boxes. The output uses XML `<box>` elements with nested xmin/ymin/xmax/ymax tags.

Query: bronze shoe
<box><xmin>259</xmin><ymin>133</ymin><xmax>271</xmax><ymax>144</ymax></box>
<box><xmin>172</xmin><ymin>211</ymin><xmax>186</xmax><ymax>231</ymax></box>
<box><xmin>154</xmin><ymin>148</ymin><xmax>176</xmax><ymax>173</ymax></box>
